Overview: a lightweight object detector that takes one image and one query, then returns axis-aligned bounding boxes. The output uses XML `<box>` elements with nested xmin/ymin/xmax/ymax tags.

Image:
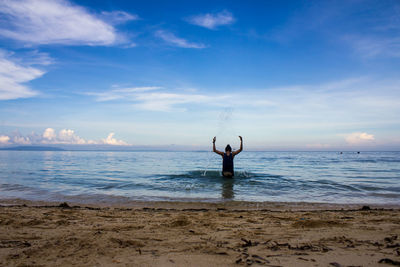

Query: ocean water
<box><xmin>0</xmin><ymin>151</ymin><xmax>399</xmax><ymax>204</ymax></box>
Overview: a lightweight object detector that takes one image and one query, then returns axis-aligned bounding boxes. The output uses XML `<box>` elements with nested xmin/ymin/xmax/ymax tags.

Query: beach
<box><xmin>1</xmin><ymin>200</ymin><xmax>399</xmax><ymax>267</ymax></box>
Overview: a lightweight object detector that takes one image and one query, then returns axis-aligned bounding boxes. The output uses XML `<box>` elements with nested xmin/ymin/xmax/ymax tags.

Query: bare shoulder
<box><xmin>232</xmin><ymin>150</ymin><xmax>241</xmax><ymax>156</ymax></box>
<box><xmin>214</xmin><ymin>150</ymin><xmax>224</xmax><ymax>156</ymax></box>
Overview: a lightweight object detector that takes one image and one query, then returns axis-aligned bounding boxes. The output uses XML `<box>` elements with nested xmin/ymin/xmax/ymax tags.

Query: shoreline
<box><xmin>2</xmin><ymin>198</ymin><xmax>400</xmax><ymax>211</ymax></box>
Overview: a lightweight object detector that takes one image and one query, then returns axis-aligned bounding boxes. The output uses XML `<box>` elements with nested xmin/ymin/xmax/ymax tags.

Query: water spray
<box><xmin>203</xmin><ymin>107</ymin><xmax>235</xmax><ymax>177</ymax></box>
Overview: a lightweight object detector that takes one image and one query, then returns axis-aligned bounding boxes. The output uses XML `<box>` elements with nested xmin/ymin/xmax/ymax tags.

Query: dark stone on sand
<box><xmin>246</xmin><ymin>259</ymin><xmax>254</xmax><ymax>265</ymax></box>
<box><xmin>7</xmin><ymin>254</ymin><xmax>20</xmax><ymax>260</ymax></box>
<box><xmin>0</xmin><ymin>240</ymin><xmax>31</xmax><ymax>248</ymax></box>
<box><xmin>384</xmin><ymin>236</ymin><xmax>397</xmax><ymax>243</ymax></box>
<box><xmin>241</xmin><ymin>238</ymin><xmax>252</xmax><ymax>247</ymax></box>
<box><xmin>378</xmin><ymin>258</ymin><xmax>400</xmax><ymax>266</ymax></box>
<box><xmin>251</xmin><ymin>254</ymin><xmax>270</xmax><ymax>263</ymax></box>
<box><xmin>361</xmin><ymin>205</ymin><xmax>371</xmax><ymax>210</ymax></box>
<box><xmin>340</xmin><ymin>216</ymin><xmax>354</xmax><ymax>219</ymax></box>
<box><xmin>85</xmin><ymin>206</ymin><xmax>101</xmax><ymax>210</ymax></box>
<box><xmin>58</xmin><ymin>202</ymin><xmax>70</xmax><ymax>208</ymax></box>
<box><xmin>386</xmin><ymin>243</ymin><xmax>400</xmax><ymax>248</ymax></box>
<box><xmin>182</xmin><ymin>208</ymin><xmax>209</xmax><ymax>212</ymax></box>
<box><xmin>330</xmin><ymin>262</ymin><xmax>343</xmax><ymax>267</ymax></box>
<box><xmin>110</xmin><ymin>237</ymin><xmax>144</xmax><ymax>248</ymax></box>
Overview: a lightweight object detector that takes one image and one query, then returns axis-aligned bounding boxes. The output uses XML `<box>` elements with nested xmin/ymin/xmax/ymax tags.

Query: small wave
<box><xmin>155</xmin><ymin>170</ymin><xmax>265</xmax><ymax>180</ymax></box>
<box><xmin>377</xmin><ymin>157</ymin><xmax>400</xmax><ymax>163</ymax></box>
<box><xmin>0</xmin><ymin>183</ymin><xmax>54</xmax><ymax>201</ymax></box>
<box><xmin>97</xmin><ymin>184</ymin><xmax>120</xmax><ymax>190</ymax></box>
<box><xmin>352</xmin><ymin>159</ymin><xmax>377</xmax><ymax>163</ymax></box>
<box><xmin>369</xmin><ymin>192</ymin><xmax>400</xmax><ymax>199</ymax></box>
<box><xmin>357</xmin><ymin>184</ymin><xmax>382</xmax><ymax>192</ymax></box>
<box><xmin>0</xmin><ymin>183</ymin><xmax>32</xmax><ymax>192</ymax></box>
<box><xmin>259</xmin><ymin>157</ymin><xmax>278</xmax><ymax>161</ymax></box>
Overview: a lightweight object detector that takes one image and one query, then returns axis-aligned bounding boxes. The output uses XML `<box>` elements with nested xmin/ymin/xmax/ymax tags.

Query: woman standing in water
<box><xmin>213</xmin><ymin>136</ymin><xmax>243</xmax><ymax>177</ymax></box>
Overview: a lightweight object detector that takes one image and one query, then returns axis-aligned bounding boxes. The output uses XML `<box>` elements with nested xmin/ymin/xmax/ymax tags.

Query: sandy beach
<box><xmin>0</xmin><ymin>200</ymin><xmax>399</xmax><ymax>266</ymax></box>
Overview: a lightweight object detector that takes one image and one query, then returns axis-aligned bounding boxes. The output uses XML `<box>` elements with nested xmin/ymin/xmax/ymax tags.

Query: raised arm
<box><xmin>232</xmin><ymin>136</ymin><xmax>243</xmax><ymax>156</ymax></box>
<box><xmin>212</xmin><ymin>136</ymin><xmax>224</xmax><ymax>156</ymax></box>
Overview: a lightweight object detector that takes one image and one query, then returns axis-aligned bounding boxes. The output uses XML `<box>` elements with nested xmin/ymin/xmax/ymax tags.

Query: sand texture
<box><xmin>1</xmin><ymin>202</ymin><xmax>400</xmax><ymax>266</ymax></box>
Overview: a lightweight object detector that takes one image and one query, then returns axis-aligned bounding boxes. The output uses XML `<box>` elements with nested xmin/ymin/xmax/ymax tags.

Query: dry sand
<box><xmin>1</xmin><ymin>200</ymin><xmax>400</xmax><ymax>267</ymax></box>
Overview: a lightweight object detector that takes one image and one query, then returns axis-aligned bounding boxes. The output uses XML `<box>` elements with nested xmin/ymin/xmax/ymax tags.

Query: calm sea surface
<box><xmin>0</xmin><ymin>151</ymin><xmax>399</xmax><ymax>204</ymax></box>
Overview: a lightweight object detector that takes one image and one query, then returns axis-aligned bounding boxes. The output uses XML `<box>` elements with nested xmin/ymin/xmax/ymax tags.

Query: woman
<box><xmin>213</xmin><ymin>136</ymin><xmax>243</xmax><ymax>177</ymax></box>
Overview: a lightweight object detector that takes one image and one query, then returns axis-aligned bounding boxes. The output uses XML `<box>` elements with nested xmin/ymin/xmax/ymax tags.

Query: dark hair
<box><xmin>225</xmin><ymin>144</ymin><xmax>232</xmax><ymax>152</ymax></box>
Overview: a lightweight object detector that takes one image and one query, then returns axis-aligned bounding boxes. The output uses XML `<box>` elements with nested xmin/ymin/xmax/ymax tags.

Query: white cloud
<box><xmin>134</xmin><ymin>92</ymin><xmax>216</xmax><ymax>111</ymax></box>
<box><xmin>85</xmin><ymin>77</ymin><xmax>400</xmax><ymax>118</ymax></box>
<box><xmin>13</xmin><ymin>136</ymin><xmax>31</xmax><ymax>145</ymax></box>
<box><xmin>0</xmin><ymin>128</ymin><xmax>130</xmax><ymax>146</ymax></box>
<box><xmin>112</xmin><ymin>86</ymin><xmax>162</xmax><ymax>93</ymax></box>
<box><xmin>0</xmin><ymin>50</ymin><xmax>44</xmax><ymax>100</ymax></box>
<box><xmin>343</xmin><ymin>4</ymin><xmax>400</xmax><ymax>59</ymax></box>
<box><xmin>100</xmin><ymin>11</ymin><xmax>139</xmax><ymax>25</ymax></box>
<box><xmin>186</xmin><ymin>10</ymin><xmax>235</xmax><ymax>30</ymax></box>
<box><xmin>155</xmin><ymin>30</ymin><xmax>206</xmax><ymax>49</ymax></box>
<box><xmin>344</xmin><ymin>132</ymin><xmax>375</xmax><ymax>145</ymax></box>
<box><xmin>0</xmin><ymin>0</ymin><xmax>134</xmax><ymax>46</ymax></box>
<box><xmin>19</xmin><ymin>50</ymin><xmax>54</xmax><ymax>66</ymax></box>
<box><xmin>43</xmin><ymin>127</ymin><xmax>56</xmax><ymax>140</ymax></box>
<box><xmin>58</xmin><ymin>129</ymin><xmax>86</xmax><ymax>144</ymax></box>
<box><xmin>102</xmin><ymin>133</ymin><xmax>128</xmax><ymax>145</ymax></box>
<box><xmin>346</xmin><ymin>36</ymin><xmax>400</xmax><ymax>58</ymax></box>
<box><xmin>87</xmin><ymin>85</ymin><xmax>229</xmax><ymax>111</ymax></box>
<box><xmin>0</xmin><ymin>135</ymin><xmax>10</xmax><ymax>144</ymax></box>
<box><xmin>41</xmin><ymin>128</ymin><xmax>85</xmax><ymax>144</ymax></box>
<box><xmin>87</xmin><ymin>86</ymin><xmax>162</xmax><ymax>102</ymax></box>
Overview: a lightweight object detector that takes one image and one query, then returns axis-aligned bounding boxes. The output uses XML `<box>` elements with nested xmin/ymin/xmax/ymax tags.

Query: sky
<box><xmin>0</xmin><ymin>0</ymin><xmax>399</xmax><ymax>151</ymax></box>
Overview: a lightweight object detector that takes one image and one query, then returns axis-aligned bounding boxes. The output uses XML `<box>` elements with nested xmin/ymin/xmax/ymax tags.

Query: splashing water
<box><xmin>217</xmin><ymin>107</ymin><xmax>237</xmax><ymax>140</ymax></box>
<box><xmin>203</xmin><ymin>107</ymin><xmax>236</xmax><ymax>176</ymax></box>
<box><xmin>215</xmin><ymin>107</ymin><xmax>250</xmax><ymax>175</ymax></box>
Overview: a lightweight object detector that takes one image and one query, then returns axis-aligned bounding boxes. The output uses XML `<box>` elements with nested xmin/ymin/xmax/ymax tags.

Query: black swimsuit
<box><xmin>223</xmin><ymin>153</ymin><xmax>234</xmax><ymax>176</ymax></box>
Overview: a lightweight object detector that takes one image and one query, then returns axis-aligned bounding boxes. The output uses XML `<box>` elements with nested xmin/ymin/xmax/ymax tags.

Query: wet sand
<box><xmin>1</xmin><ymin>200</ymin><xmax>400</xmax><ymax>266</ymax></box>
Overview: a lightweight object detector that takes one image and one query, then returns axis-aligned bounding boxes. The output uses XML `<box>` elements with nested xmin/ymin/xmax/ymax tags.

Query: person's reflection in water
<box><xmin>221</xmin><ymin>177</ymin><xmax>234</xmax><ymax>199</ymax></box>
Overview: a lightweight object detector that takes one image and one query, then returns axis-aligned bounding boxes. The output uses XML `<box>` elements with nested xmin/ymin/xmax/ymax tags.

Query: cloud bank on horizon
<box><xmin>0</xmin><ymin>0</ymin><xmax>399</xmax><ymax>150</ymax></box>
<box><xmin>0</xmin><ymin>128</ymin><xmax>376</xmax><ymax>150</ymax></box>
<box><xmin>0</xmin><ymin>128</ymin><xmax>128</xmax><ymax>146</ymax></box>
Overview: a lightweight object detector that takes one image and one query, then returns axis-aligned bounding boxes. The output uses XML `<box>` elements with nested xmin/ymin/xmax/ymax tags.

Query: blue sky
<box><xmin>0</xmin><ymin>0</ymin><xmax>399</xmax><ymax>150</ymax></box>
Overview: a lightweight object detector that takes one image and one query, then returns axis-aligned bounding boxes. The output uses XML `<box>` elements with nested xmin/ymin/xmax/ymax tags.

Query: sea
<box><xmin>0</xmin><ymin>151</ymin><xmax>399</xmax><ymax>205</ymax></box>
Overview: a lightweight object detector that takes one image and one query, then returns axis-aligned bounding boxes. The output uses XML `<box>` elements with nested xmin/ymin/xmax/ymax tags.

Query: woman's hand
<box><xmin>213</xmin><ymin>136</ymin><xmax>216</xmax><ymax>143</ymax></box>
